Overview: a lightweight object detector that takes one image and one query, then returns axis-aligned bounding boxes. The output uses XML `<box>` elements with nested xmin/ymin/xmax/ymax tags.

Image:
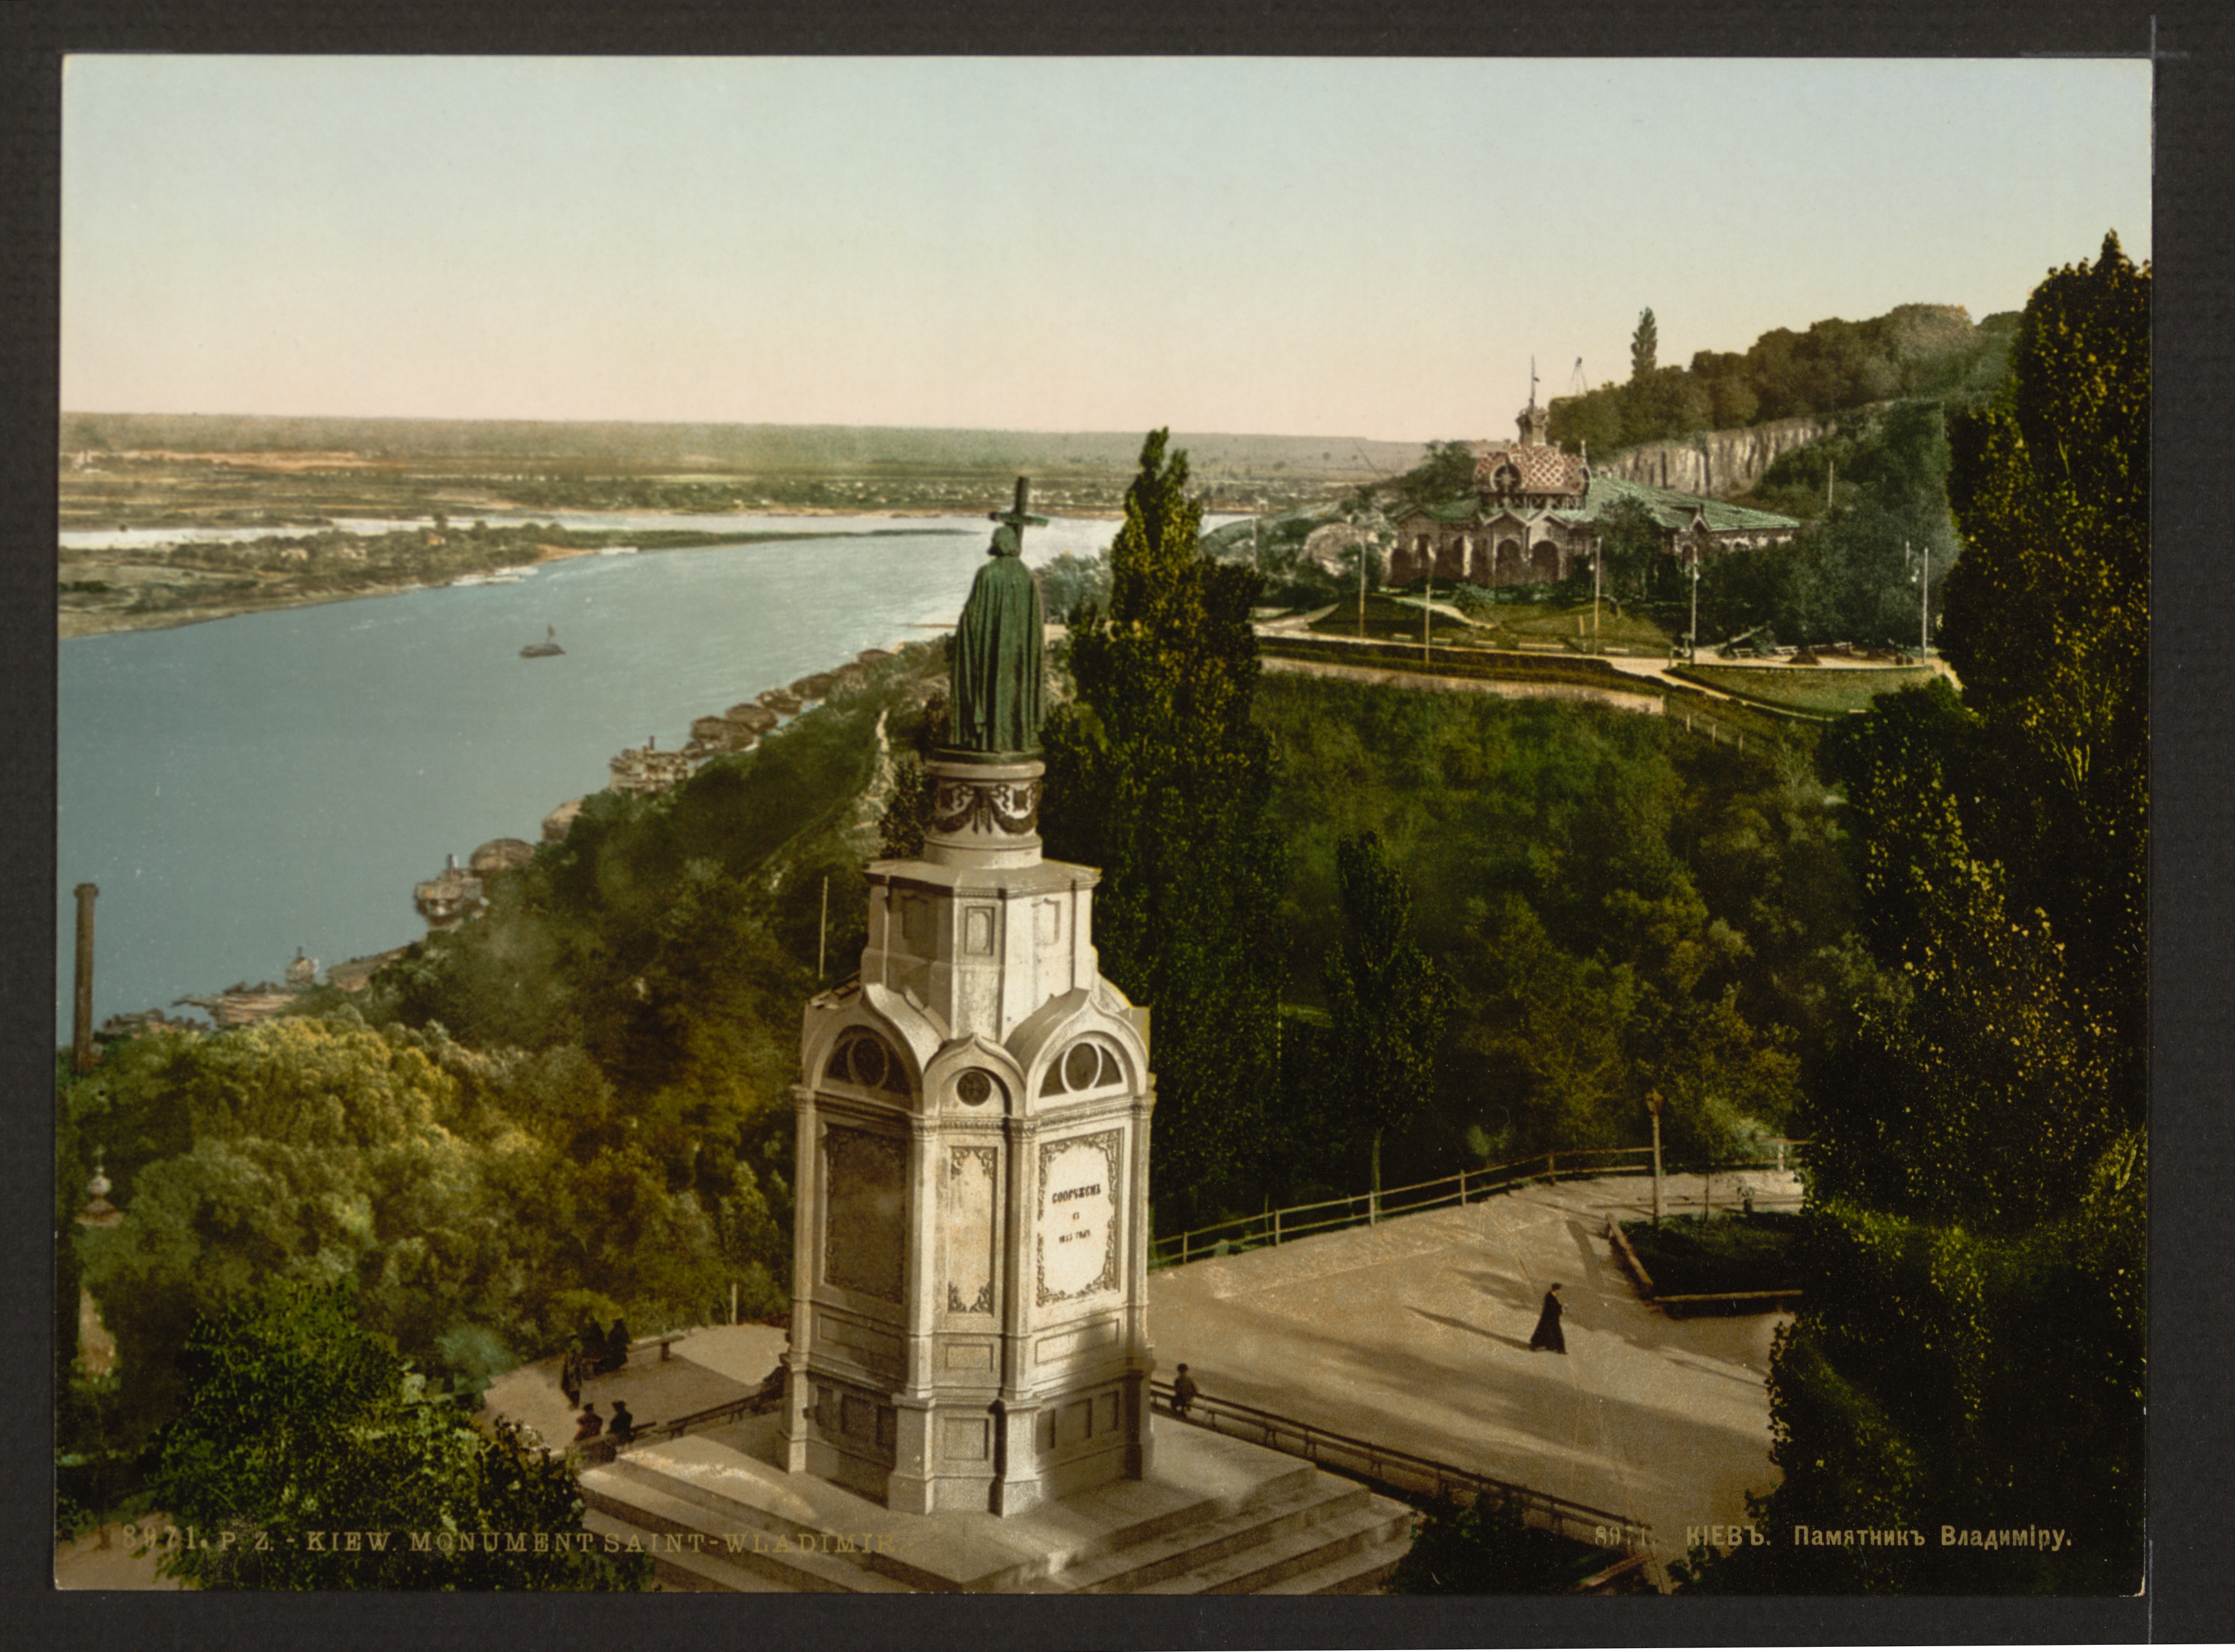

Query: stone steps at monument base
<box><xmin>1132</xmin><ymin>1496</ymin><xmax>1416</xmax><ymax>1594</ymax></box>
<box><xmin>1023</xmin><ymin>1471</ymin><xmax>1371</xmax><ymax>1593</ymax></box>
<box><xmin>577</xmin><ymin>1419</ymin><xmax>1412</xmax><ymax>1594</ymax></box>
<box><xmin>1255</xmin><ymin>1528</ymin><xmax>1413</xmax><ymax>1595</ymax></box>
<box><xmin>581</xmin><ymin>1508</ymin><xmax>801</xmax><ymax>1593</ymax></box>
<box><xmin>578</xmin><ymin>1468</ymin><xmax>917</xmax><ymax>1592</ymax></box>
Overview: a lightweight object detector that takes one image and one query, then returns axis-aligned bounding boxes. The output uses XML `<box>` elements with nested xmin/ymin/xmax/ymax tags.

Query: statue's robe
<box><xmin>952</xmin><ymin>550</ymin><xmax>1045</xmax><ymax>753</ymax></box>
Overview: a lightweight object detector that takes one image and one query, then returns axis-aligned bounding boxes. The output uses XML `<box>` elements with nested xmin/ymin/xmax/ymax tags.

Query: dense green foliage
<box><xmin>1386</xmin><ymin>440</ymin><xmax>1480</xmax><ymax>511</ymax></box>
<box><xmin>1389</xmin><ymin>1496</ymin><xmax>1615</xmax><ymax>1594</ymax></box>
<box><xmin>1695</xmin><ymin>235</ymin><xmax>2148</xmax><ymax>1593</ymax></box>
<box><xmin>1253</xmin><ymin>674</ymin><xmax>1848</xmax><ymax>1201</ymax></box>
<box><xmin>1324</xmin><ymin>831</ymin><xmax>1452</xmax><ymax>1196</ymax></box>
<box><xmin>1551</xmin><ymin>303</ymin><xmax>2016</xmax><ymax>452</ymax></box>
<box><xmin>145</xmin><ymin>1279</ymin><xmax>645</xmax><ymax>1589</ymax></box>
<box><xmin>1035</xmin><ymin>549</ymin><xmax>1112</xmax><ymax>622</ymax></box>
<box><xmin>1620</xmin><ymin>1212</ymin><xmax>1804</xmax><ymax>1297</ymax></box>
<box><xmin>1043</xmin><ymin>432</ymin><xmax>1284</xmax><ymax>1223</ymax></box>
<box><xmin>1625</xmin><ymin>397</ymin><xmax>1958</xmax><ymax>652</ymax></box>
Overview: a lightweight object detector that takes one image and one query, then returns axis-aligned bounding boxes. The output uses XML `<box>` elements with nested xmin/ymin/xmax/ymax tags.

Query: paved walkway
<box><xmin>1147</xmin><ymin>1172</ymin><xmax>1799</xmax><ymax>1568</ymax></box>
<box><xmin>485</xmin><ymin>1323</ymin><xmax>788</xmax><ymax>1452</ymax></box>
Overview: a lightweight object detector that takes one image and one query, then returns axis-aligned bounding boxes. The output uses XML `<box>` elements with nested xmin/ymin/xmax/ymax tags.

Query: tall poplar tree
<box><xmin>1043</xmin><ymin>430</ymin><xmax>1283</xmax><ymax>1224</ymax></box>
<box><xmin>1630</xmin><ymin>307</ymin><xmax>1659</xmax><ymax>383</ymax></box>
<box><xmin>1325</xmin><ymin>831</ymin><xmax>1452</xmax><ymax>1204</ymax></box>
<box><xmin>1700</xmin><ymin>236</ymin><xmax>2148</xmax><ymax>1593</ymax></box>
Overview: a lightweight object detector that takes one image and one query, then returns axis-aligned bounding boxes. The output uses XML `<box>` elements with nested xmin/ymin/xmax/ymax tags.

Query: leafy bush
<box><xmin>1620</xmin><ymin>1211</ymin><xmax>1804</xmax><ymax>1296</ymax></box>
<box><xmin>1388</xmin><ymin>1496</ymin><xmax>1617</xmax><ymax>1594</ymax></box>
<box><xmin>145</xmin><ymin>1278</ymin><xmax>645</xmax><ymax>1589</ymax></box>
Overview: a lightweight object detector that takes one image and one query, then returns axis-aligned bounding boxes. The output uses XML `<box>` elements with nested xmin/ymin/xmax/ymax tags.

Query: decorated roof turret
<box><xmin>1472</xmin><ymin>403</ymin><xmax>1591</xmax><ymax>502</ymax></box>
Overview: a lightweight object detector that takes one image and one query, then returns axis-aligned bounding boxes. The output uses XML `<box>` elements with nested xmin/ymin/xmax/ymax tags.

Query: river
<box><xmin>55</xmin><ymin>511</ymin><xmax>1201</xmax><ymax>1041</ymax></box>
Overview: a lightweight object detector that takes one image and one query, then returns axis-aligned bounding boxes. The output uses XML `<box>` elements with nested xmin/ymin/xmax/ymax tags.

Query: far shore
<box><xmin>56</xmin><ymin>520</ymin><xmax>1000</xmax><ymax>642</ymax></box>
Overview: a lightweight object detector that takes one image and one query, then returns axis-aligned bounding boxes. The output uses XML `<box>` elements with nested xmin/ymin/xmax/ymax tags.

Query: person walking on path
<box><xmin>559</xmin><ymin>1344</ymin><xmax>583</xmax><ymax>1408</ymax></box>
<box><xmin>1529</xmin><ymin>1283</ymin><xmax>1567</xmax><ymax>1354</ymax></box>
<box><xmin>1170</xmin><ymin>1363</ymin><xmax>1200</xmax><ymax>1418</ymax></box>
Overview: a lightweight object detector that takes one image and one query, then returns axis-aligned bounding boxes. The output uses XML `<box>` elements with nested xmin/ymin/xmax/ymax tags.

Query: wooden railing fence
<box><xmin>1150</xmin><ymin>1143</ymin><xmax>1805</xmax><ymax>1271</ymax></box>
<box><xmin>1149</xmin><ymin>1381</ymin><xmax>1649</xmax><ymax>1553</ymax></box>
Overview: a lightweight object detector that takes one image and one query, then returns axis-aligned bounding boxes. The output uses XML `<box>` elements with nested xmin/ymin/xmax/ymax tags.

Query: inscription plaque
<box><xmin>823</xmin><ymin>1126</ymin><xmax>906</xmax><ymax>1302</ymax></box>
<box><xmin>1036</xmin><ymin>1131</ymin><xmax>1120</xmax><ymax>1304</ymax></box>
<box><xmin>944</xmin><ymin>1145</ymin><xmax>997</xmax><ymax>1314</ymax></box>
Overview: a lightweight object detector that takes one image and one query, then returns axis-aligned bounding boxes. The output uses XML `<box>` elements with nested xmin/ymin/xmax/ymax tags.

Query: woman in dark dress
<box><xmin>1529</xmin><ymin>1283</ymin><xmax>1567</xmax><ymax>1354</ymax></box>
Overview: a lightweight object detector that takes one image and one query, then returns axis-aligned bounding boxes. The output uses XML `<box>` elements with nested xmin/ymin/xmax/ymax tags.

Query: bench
<box><xmin>622</xmin><ymin>1334</ymin><xmax>684</xmax><ymax>1365</ymax></box>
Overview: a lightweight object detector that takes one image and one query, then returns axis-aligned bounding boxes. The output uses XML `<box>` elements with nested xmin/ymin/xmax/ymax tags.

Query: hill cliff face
<box><xmin>1594</xmin><ymin>415</ymin><xmax>1836</xmax><ymax>499</ymax></box>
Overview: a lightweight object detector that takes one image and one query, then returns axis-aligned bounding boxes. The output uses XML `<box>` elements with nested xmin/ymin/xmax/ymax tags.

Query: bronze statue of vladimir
<box><xmin>950</xmin><ymin>482</ymin><xmax>1047</xmax><ymax>757</ymax></box>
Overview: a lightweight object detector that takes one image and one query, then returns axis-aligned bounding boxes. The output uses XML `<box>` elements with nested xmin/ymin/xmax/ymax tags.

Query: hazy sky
<box><xmin>61</xmin><ymin>56</ymin><xmax>2152</xmax><ymax>443</ymax></box>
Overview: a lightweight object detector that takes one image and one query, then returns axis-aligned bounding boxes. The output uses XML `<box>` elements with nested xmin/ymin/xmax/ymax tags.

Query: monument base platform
<box><xmin>579</xmin><ymin>1413</ymin><xmax>1412</xmax><ymax>1594</ymax></box>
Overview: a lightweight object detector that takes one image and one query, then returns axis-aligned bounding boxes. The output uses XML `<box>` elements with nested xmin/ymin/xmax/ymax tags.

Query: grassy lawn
<box><xmin>1618</xmin><ymin>1211</ymin><xmax>1804</xmax><ymax>1297</ymax></box>
<box><xmin>1308</xmin><ymin>589</ymin><xmax>1674</xmax><ymax>654</ymax></box>
<box><xmin>1447</xmin><ymin>588</ymin><xmax>1674</xmax><ymax>654</ymax></box>
<box><xmin>1306</xmin><ymin>590</ymin><xmax>1479</xmax><ymax>643</ymax></box>
<box><xmin>1674</xmin><ymin>662</ymin><xmax>1937</xmax><ymax>717</ymax></box>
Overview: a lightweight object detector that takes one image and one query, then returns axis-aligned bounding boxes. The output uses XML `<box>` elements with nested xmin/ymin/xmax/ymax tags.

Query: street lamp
<box><xmin>1908</xmin><ymin>538</ymin><xmax>1932</xmax><ymax>660</ymax></box>
<box><xmin>1592</xmin><ymin>539</ymin><xmax>1603</xmax><ymax>655</ymax></box>
<box><xmin>1687</xmin><ymin>544</ymin><xmax>1702</xmax><ymax>664</ymax></box>
<box><xmin>1646</xmin><ymin>1089</ymin><xmax>1665</xmax><ymax>1225</ymax></box>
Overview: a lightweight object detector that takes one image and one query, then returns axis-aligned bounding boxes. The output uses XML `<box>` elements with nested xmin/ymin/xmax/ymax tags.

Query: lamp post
<box><xmin>1909</xmin><ymin>539</ymin><xmax>1931</xmax><ymax>659</ymax></box>
<box><xmin>1592</xmin><ymin>540</ymin><xmax>1603</xmax><ymax>655</ymax></box>
<box><xmin>1687</xmin><ymin>544</ymin><xmax>1701</xmax><ymax>664</ymax></box>
<box><xmin>1646</xmin><ymin>1089</ymin><xmax>1665</xmax><ymax>1225</ymax></box>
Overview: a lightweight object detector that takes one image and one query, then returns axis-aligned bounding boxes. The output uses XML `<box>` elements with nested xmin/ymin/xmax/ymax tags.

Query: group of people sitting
<box><xmin>572</xmin><ymin>1398</ymin><xmax>639</xmax><ymax>1444</ymax></box>
<box><xmin>560</xmin><ymin>1317</ymin><xmax>647</xmax><ymax>1446</ymax></box>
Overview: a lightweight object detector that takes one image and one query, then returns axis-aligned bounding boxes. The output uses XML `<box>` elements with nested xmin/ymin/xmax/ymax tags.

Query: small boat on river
<box><xmin>520</xmin><ymin>625</ymin><xmax>564</xmax><ymax>659</ymax></box>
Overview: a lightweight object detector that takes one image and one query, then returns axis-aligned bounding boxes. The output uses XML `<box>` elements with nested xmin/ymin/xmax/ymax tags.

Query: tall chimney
<box><xmin>71</xmin><ymin>883</ymin><xmax>98</xmax><ymax>1073</ymax></box>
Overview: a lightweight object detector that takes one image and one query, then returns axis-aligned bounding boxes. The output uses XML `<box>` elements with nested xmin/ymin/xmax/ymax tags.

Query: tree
<box><xmin>1324</xmin><ymin>832</ymin><xmax>1452</xmax><ymax>1203</ymax></box>
<box><xmin>1939</xmin><ymin>230</ymin><xmax>2148</xmax><ymax>1090</ymax></box>
<box><xmin>1595</xmin><ymin>497</ymin><xmax>1667</xmax><ymax>601</ymax></box>
<box><xmin>145</xmin><ymin>1278</ymin><xmax>647</xmax><ymax>1589</ymax></box>
<box><xmin>1706</xmin><ymin>235</ymin><xmax>2149</xmax><ymax>1592</ymax></box>
<box><xmin>1388</xmin><ymin>439</ymin><xmax>1478</xmax><ymax>508</ymax></box>
<box><xmin>1043</xmin><ymin>430</ymin><xmax>1284</xmax><ymax>1223</ymax></box>
<box><xmin>1630</xmin><ymin>307</ymin><xmax>1659</xmax><ymax>383</ymax></box>
<box><xmin>1388</xmin><ymin>1495</ymin><xmax>1589</xmax><ymax>1594</ymax></box>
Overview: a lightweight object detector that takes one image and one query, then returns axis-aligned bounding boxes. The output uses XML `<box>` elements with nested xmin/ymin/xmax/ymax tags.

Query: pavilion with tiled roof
<box><xmin>1388</xmin><ymin>403</ymin><xmax>1799</xmax><ymax>588</ymax></box>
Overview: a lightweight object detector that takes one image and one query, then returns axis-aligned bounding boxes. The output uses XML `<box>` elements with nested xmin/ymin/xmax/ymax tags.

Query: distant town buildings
<box><xmin>608</xmin><ymin>735</ymin><xmax>694</xmax><ymax>799</ymax></box>
<box><xmin>414</xmin><ymin>851</ymin><xmax>488</xmax><ymax>927</ymax></box>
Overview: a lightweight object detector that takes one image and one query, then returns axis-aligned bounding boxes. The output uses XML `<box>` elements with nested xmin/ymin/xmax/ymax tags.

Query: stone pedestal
<box><xmin>784</xmin><ymin>755</ymin><xmax>1157</xmax><ymax>1516</ymax></box>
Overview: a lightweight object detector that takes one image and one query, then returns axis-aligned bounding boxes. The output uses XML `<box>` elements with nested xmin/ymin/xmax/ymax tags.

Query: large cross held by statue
<box><xmin>990</xmin><ymin>476</ymin><xmax>1050</xmax><ymax>544</ymax></box>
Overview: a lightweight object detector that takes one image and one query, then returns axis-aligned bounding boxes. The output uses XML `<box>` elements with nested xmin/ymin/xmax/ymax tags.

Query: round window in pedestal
<box><xmin>954</xmin><ymin>1068</ymin><xmax>1001</xmax><ymax>1108</ymax></box>
<box><xmin>825</xmin><ymin>1030</ymin><xmax>909</xmax><ymax>1098</ymax></box>
<box><xmin>1040</xmin><ymin>1036</ymin><xmax>1125</xmax><ymax>1097</ymax></box>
